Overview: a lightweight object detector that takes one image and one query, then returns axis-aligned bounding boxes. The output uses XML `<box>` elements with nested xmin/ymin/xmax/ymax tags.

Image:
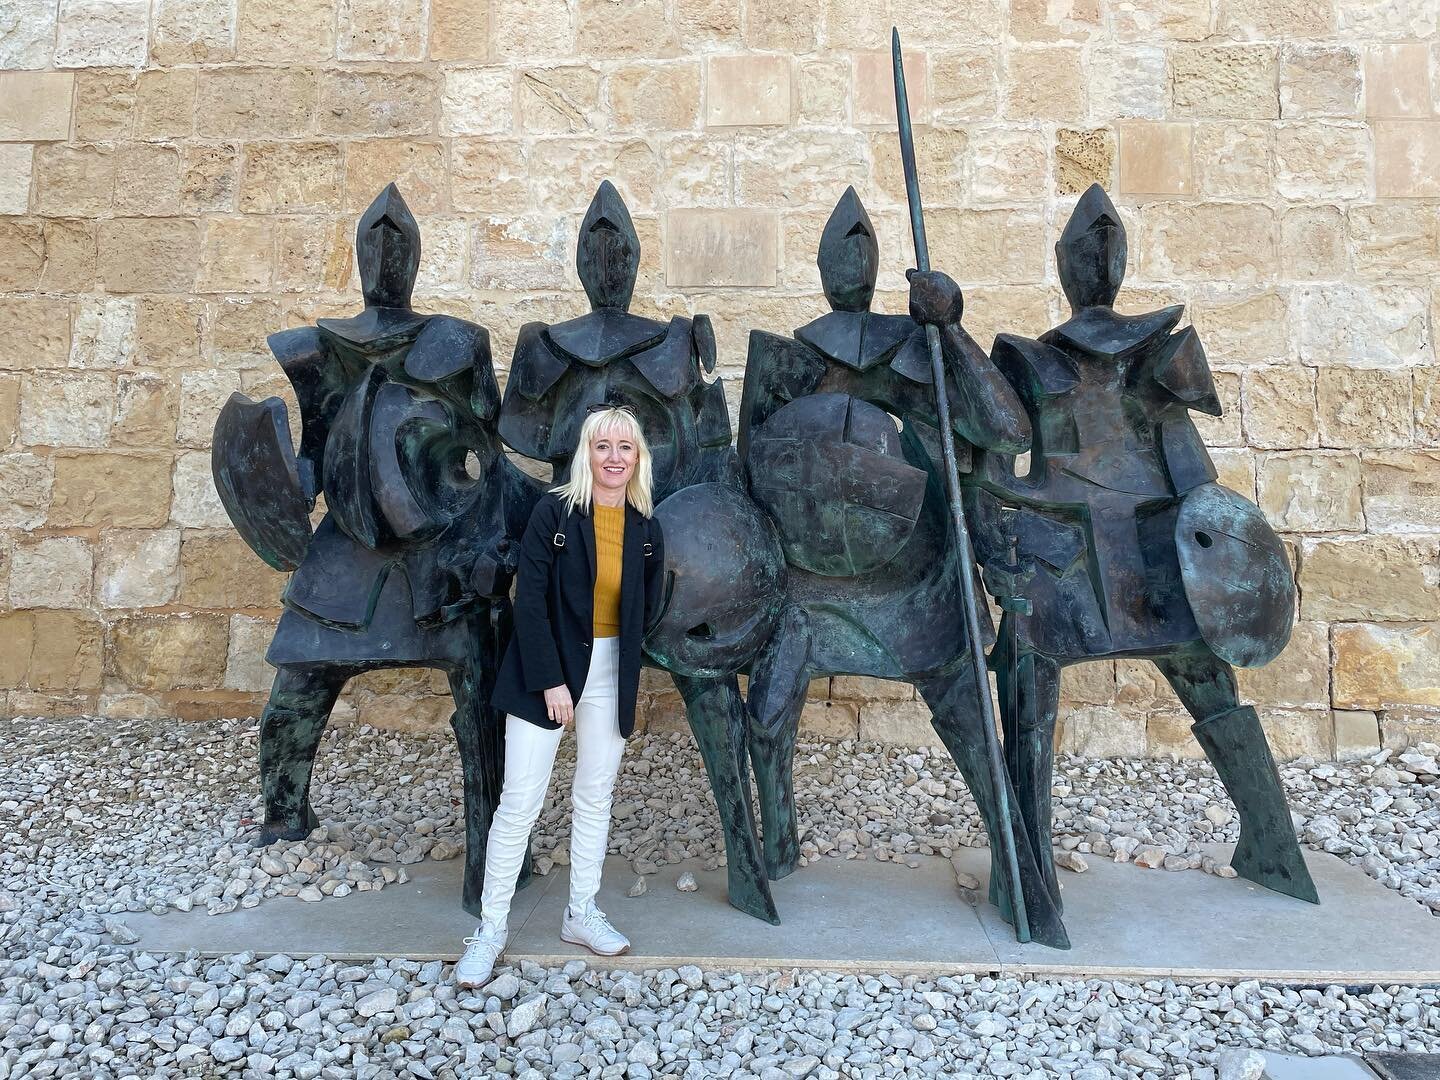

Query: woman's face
<box><xmin>590</xmin><ymin>425</ymin><xmax>638</xmax><ymax>496</ymax></box>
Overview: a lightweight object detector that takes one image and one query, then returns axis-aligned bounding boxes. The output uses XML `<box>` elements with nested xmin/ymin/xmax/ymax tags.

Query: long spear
<box><xmin>891</xmin><ymin>27</ymin><xmax>1030</xmax><ymax>943</ymax></box>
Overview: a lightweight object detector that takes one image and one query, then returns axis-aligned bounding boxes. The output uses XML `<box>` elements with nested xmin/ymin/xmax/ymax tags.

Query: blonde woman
<box><xmin>457</xmin><ymin>404</ymin><xmax>665</xmax><ymax>987</ymax></box>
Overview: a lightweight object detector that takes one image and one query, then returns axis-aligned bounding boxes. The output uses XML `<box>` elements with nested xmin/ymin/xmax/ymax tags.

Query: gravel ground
<box><xmin>2</xmin><ymin>714</ymin><xmax>1439</xmax><ymax>1078</ymax></box>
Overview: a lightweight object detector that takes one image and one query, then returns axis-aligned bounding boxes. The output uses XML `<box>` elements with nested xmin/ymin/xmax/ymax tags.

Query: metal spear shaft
<box><xmin>891</xmin><ymin>27</ymin><xmax>1030</xmax><ymax>943</ymax></box>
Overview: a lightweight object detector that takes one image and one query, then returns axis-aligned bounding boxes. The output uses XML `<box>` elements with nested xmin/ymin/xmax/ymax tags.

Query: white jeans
<box><xmin>478</xmin><ymin>636</ymin><xmax>626</xmax><ymax>933</ymax></box>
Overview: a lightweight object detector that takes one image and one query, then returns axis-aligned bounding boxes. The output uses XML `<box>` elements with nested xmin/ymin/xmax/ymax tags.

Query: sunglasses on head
<box><xmin>587</xmin><ymin>402</ymin><xmax>635</xmax><ymax>416</ymax></box>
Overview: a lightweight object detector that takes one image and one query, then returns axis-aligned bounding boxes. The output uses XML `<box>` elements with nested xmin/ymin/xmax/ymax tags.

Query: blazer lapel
<box><xmin>621</xmin><ymin>504</ymin><xmax>643</xmax><ymax>628</ymax></box>
<box><xmin>577</xmin><ymin>504</ymin><xmax>598</xmax><ymax>585</ymax></box>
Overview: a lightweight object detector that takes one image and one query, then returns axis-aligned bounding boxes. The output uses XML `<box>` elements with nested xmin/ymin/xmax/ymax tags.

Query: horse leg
<box><xmin>256</xmin><ymin>665</ymin><xmax>348</xmax><ymax>845</ymax></box>
<box><xmin>447</xmin><ymin>606</ymin><xmax>525</xmax><ymax>920</ymax></box>
<box><xmin>1156</xmin><ymin>651</ymin><xmax>1318</xmax><ymax>904</ymax></box>
<box><xmin>916</xmin><ymin>665</ymin><xmax>1070</xmax><ymax>949</ymax></box>
<box><xmin>992</xmin><ymin>620</ymin><xmax>1063</xmax><ymax>913</ymax></box>
<box><xmin>746</xmin><ymin>606</ymin><xmax>812</xmax><ymax>880</ymax></box>
<box><xmin>673</xmin><ymin>672</ymin><xmax>779</xmax><ymax>924</ymax></box>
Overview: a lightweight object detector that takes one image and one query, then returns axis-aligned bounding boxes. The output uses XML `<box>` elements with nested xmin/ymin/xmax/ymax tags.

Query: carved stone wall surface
<box><xmin>2</xmin><ymin>6</ymin><xmax>1438</xmax><ymax>759</ymax></box>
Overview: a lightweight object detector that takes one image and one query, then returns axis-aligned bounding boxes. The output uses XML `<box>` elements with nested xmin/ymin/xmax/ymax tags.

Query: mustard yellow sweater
<box><xmin>592</xmin><ymin>503</ymin><xmax>624</xmax><ymax>637</ymax></box>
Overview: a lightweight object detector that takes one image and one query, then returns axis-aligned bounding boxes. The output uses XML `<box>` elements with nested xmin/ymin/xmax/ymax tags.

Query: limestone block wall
<box><xmin>1</xmin><ymin>0</ymin><xmax>1437</xmax><ymax>759</ymax></box>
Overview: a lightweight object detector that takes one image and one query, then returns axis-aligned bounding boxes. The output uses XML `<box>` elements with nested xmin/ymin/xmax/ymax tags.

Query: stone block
<box><xmin>1118</xmin><ymin>122</ymin><xmax>1193</xmax><ymax>196</ymax></box>
<box><xmin>1416</xmin><ymin>368</ymin><xmax>1440</xmax><ymax>445</ymax></box>
<box><xmin>1112</xmin><ymin>0</ymin><xmax>1210</xmax><ymax>41</ymax></box>
<box><xmin>440</xmin><ymin>68</ymin><xmax>512</xmax><ymax>136</ymax></box>
<box><xmin>930</xmin><ymin>49</ymin><xmax>998</xmax><ymax>123</ymax></box>
<box><xmin>0</xmin><ymin>375</ymin><xmax>16</xmax><ymax>449</ymax></box>
<box><xmin>275</xmin><ymin>219</ymin><xmax>353</xmax><ymax>290</ymax></box>
<box><xmin>225</xmin><ymin>614</ymin><xmax>277</xmax><ymax>692</ymax></box>
<box><xmin>1280</xmin><ymin>45</ymin><xmax>1362</xmax><ymax>119</ymax></box>
<box><xmin>71</xmin><ymin>70</ymin><xmax>133</xmax><ymax>139</ymax></box>
<box><xmin>0</xmin><ymin>0</ymin><xmax>57</xmax><ymax>68</ymax></box>
<box><xmin>868</xmin><ymin>126</ymin><xmax>966</xmax><ymax>208</ymax></box>
<box><xmin>0</xmin><ymin>221</ymin><xmax>45</xmax><ymax>291</ymax></box>
<box><xmin>0</xmin><ymin>453</ymin><xmax>53</xmax><ymax>529</ymax></box>
<box><xmin>1142</xmin><ymin>202</ymin><xmax>1276</xmax><ymax>282</ymax></box>
<box><xmin>1241</xmin><ymin>367</ymin><xmax>1316</xmax><ymax>451</ymax></box>
<box><xmin>1301</xmin><ymin>536</ymin><xmax>1440</xmax><ymax>622</ymax></box>
<box><xmin>0</xmin><ymin>613</ymin><xmax>29</xmax><ymax>687</ymax></box>
<box><xmin>27</xmin><ymin>611</ymin><xmax>104</xmax><ymax>691</ymax></box>
<box><xmin>238</xmin><ymin>0</ymin><xmax>334</xmax><ymax>60</ymax></box>
<box><xmin>10</xmin><ymin>537</ymin><xmax>92</xmax><ymax>609</ymax></box>
<box><xmin>659</xmin><ymin>135</ymin><xmax>730</xmax><ymax>208</ymax></box>
<box><xmin>1280</xmin><ymin>205</ymin><xmax>1348</xmax><ymax>280</ymax></box>
<box><xmin>1274</xmin><ymin>122</ymin><xmax>1371</xmax><ymax>200</ymax></box>
<box><xmin>0</xmin><ymin>73</ymin><xmax>73</xmax><ymax>141</ymax></box>
<box><xmin>210</xmin><ymin>298</ymin><xmax>283</xmax><ymax>367</ymax></box>
<box><xmin>198</xmin><ymin>217</ymin><xmax>273</xmax><ymax>293</ymax></box>
<box><xmin>1218</xmin><ymin>0</ymin><xmax>1334</xmax><ymax>38</ymax></box>
<box><xmin>1333</xmin><ymin>623</ymin><xmax>1440</xmax><ymax>711</ymax></box>
<box><xmin>858</xmin><ymin>700</ymin><xmax>941</xmax><ymax>749</ymax></box>
<box><xmin>470</xmin><ymin>215</ymin><xmax>569</xmax><ymax>291</ymax></box>
<box><xmin>1362</xmin><ymin>450</ymin><xmax>1440</xmax><ymax>535</ymax></box>
<box><xmin>343</xmin><ymin>140</ymin><xmax>447</xmax><ymax>213</ymax></box>
<box><xmin>1057</xmin><ymin>706</ymin><xmax>1147</xmax><ymax>757</ymax></box>
<box><xmin>239</xmin><ymin>142</ymin><xmax>343</xmax><ymax>213</ymax></box>
<box><xmin>1295</xmin><ymin>284</ymin><xmax>1430</xmax><ymax>369</ymax></box>
<box><xmin>1366</xmin><ymin>44</ymin><xmax>1432</xmax><ymax>119</ymax></box>
<box><xmin>705</xmin><ymin>54</ymin><xmax>790</xmax><ymax>128</ymax></box>
<box><xmin>98</xmin><ymin>219</ymin><xmax>200</xmax><ymax>294</ymax></box>
<box><xmin>1333</xmin><ymin>710</ymin><xmax>1380</xmax><ymax>760</ymax></box>
<box><xmin>1059</xmin><ymin>660</ymin><xmax>1115</xmax><ymax>706</ymax></box>
<box><xmin>450</xmin><ymin>139</ymin><xmax>527</xmax><ymax>215</ymax></box>
<box><xmin>492</xmin><ymin>0</ymin><xmax>574</xmax><ymax>60</ymax></box>
<box><xmin>1003</xmin><ymin>46</ymin><xmax>1083</xmax><ymax>121</ymax></box>
<box><xmin>1008</xmin><ymin>0</ymin><xmax>1100</xmax><ymax>40</ymax></box>
<box><xmin>1145</xmin><ymin>711</ymin><xmax>1207</xmax><ymax>759</ymax></box>
<box><xmin>1349</xmin><ymin>204</ymin><xmax>1440</xmax><ymax>277</ymax></box>
<box><xmin>1378</xmin><ymin>711</ymin><xmax>1440</xmax><ymax>752</ymax></box>
<box><xmin>518</xmin><ymin>66</ymin><xmax>602</xmax><ymax>133</ymax></box>
<box><xmin>70</xmin><ymin>297</ymin><xmax>137</xmax><ymax>370</ymax></box>
<box><xmin>55</xmin><ymin>0</ymin><xmax>149</xmax><ymax>67</ymax></box>
<box><xmin>1054</xmin><ymin>128</ymin><xmax>1114</xmax><ymax>195</ymax></box>
<box><xmin>177</xmin><ymin>371</ymin><xmax>239</xmax><ymax>449</ymax></box>
<box><xmin>578</xmin><ymin>0</ymin><xmax>676</xmax><ymax>57</ymax></box>
<box><xmin>114</xmin><ymin>141</ymin><xmax>181</xmax><ymax>220</ymax></box>
<box><xmin>1211</xmin><ymin>447</ymin><xmax>1256</xmax><ymax>498</ymax></box>
<box><xmin>181</xmin><ymin>145</ymin><xmax>239</xmax><ymax>213</ymax></box>
<box><xmin>20</xmin><ymin>372</ymin><xmax>111</xmax><ymax>449</ymax></box>
<box><xmin>800</xmin><ymin>700</ymin><xmax>859</xmax><ymax>739</ymax></box>
<box><xmin>925</xmin><ymin>208</ymin><xmax>1046</xmax><ymax>285</ymax></box>
<box><xmin>134</xmin><ymin>70</ymin><xmax>197</xmax><ymax>139</ymax></box>
<box><xmin>853</xmin><ymin>48</ymin><xmax>926</xmax><ymax>127</ymax></box>
<box><xmin>1171</xmin><ymin>45</ymin><xmax>1279</xmax><ymax>120</ymax></box>
<box><xmin>1193</xmin><ymin>122</ymin><xmax>1272</xmax><ymax>198</ymax></box>
<box><xmin>1259</xmin><ymin>709</ymin><xmax>1334</xmax><ymax>761</ymax></box>
<box><xmin>0</xmin><ymin>145</ymin><xmax>31</xmax><ymax>214</ymax></box>
<box><xmin>430</xmin><ymin>0</ymin><xmax>488</xmax><ymax>59</ymax></box>
<box><xmin>111</xmin><ymin>614</ymin><xmax>230</xmax><ymax>692</ymax></box>
<box><xmin>1236</xmin><ymin>621</ymin><xmax>1330</xmax><ymax>710</ymax></box>
<box><xmin>1088</xmin><ymin>44</ymin><xmax>1166</xmax><ymax>120</ymax></box>
<box><xmin>171</xmin><ymin>450</ymin><xmax>232</xmax><ymax>528</ymax></box>
<box><xmin>742</xmin><ymin>0</ymin><xmax>814</xmax><ymax>50</ymax></box>
<box><xmin>1317</xmin><ymin>367</ymin><xmax>1413</xmax><ymax>449</ymax></box>
<box><xmin>608</xmin><ymin>62</ymin><xmax>700</xmax><ymax>132</ymax></box>
<box><xmin>1114</xmin><ymin>659</ymin><xmax>1171</xmax><ymax>711</ymax></box>
<box><xmin>134</xmin><ymin>298</ymin><xmax>204</xmax><ymax>370</ymax></box>
<box><xmin>33</xmin><ymin>144</ymin><xmax>114</xmax><ymax>216</ymax></box>
<box><xmin>832</xmin><ymin>675</ymin><xmax>912</xmax><ymax>701</ymax></box>
<box><xmin>675</xmin><ymin>0</ymin><xmax>738</xmax><ymax>46</ymax></box>
<box><xmin>97</xmin><ymin>528</ymin><xmax>180</xmax><ymax>608</ymax></box>
<box><xmin>971</xmin><ymin>128</ymin><xmax>1047</xmax><ymax>204</ymax></box>
<box><xmin>1189</xmin><ymin>289</ymin><xmax>1287</xmax><ymax>367</ymax></box>
<box><xmin>666</xmin><ymin>209</ymin><xmax>776</xmax><ymax>288</ymax></box>
<box><xmin>529</xmin><ymin>137</ymin><xmax>658</xmax><ymax>211</ymax></box>
<box><xmin>151</xmin><ymin>0</ymin><xmax>236</xmax><ymax>63</ymax></box>
<box><xmin>1375</xmin><ymin>121</ymin><xmax>1440</xmax><ymax>197</ymax></box>
<box><xmin>1256</xmin><ymin>451</ymin><xmax>1363</xmax><ymax>532</ymax></box>
<box><xmin>49</xmin><ymin>452</ymin><xmax>172</xmax><ymax>527</ymax></box>
<box><xmin>355</xmin><ymin>692</ymin><xmax>455</xmax><ymax>732</ymax></box>
<box><xmin>0</xmin><ymin>297</ymin><xmax>71</xmax><ymax>369</ymax></box>
<box><xmin>338</xmin><ymin>0</ymin><xmax>423</xmax><ymax>59</ymax></box>
<box><xmin>197</xmin><ymin>67</ymin><xmax>318</xmax><ymax>138</ymax></box>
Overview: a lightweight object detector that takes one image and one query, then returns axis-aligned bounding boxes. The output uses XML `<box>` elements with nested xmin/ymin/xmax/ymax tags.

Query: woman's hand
<box><xmin>543</xmin><ymin>685</ymin><xmax>575</xmax><ymax>728</ymax></box>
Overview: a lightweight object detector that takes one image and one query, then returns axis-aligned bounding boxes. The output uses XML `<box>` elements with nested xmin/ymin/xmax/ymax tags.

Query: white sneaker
<box><xmin>560</xmin><ymin>905</ymin><xmax>630</xmax><ymax>956</ymax></box>
<box><xmin>455</xmin><ymin>925</ymin><xmax>507</xmax><ymax>988</ymax></box>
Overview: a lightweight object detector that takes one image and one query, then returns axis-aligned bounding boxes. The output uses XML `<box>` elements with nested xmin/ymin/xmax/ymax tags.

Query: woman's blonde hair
<box><xmin>552</xmin><ymin>406</ymin><xmax>654</xmax><ymax>517</ymax></box>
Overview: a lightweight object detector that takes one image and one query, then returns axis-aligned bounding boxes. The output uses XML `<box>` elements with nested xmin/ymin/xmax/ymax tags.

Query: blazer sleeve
<box><xmin>514</xmin><ymin>497</ymin><xmax>566</xmax><ymax>693</ymax></box>
<box><xmin>642</xmin><ymin>514</ymin><xmax>666</xmax><ymax>633</ymax></box>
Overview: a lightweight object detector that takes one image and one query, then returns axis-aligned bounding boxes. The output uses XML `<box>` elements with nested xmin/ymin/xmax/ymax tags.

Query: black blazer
<box><xmin>490</xmin><ymin>491</ymin><xmax>665</xmax><ymax>738</ymax></box>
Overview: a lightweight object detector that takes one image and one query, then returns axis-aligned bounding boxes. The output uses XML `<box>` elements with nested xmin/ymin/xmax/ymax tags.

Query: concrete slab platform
<box><xmin>117</xmin><ymin>847</ymin><xmax>1440</xmax><ymax>985</ymax></box>
<box><xmin>1367</xmin><ymin>1054</ymin><xmax>1440</xmax><ymax>1080</ymax></box>
<box><xmin>1261</xmin><ymin>1052</ymin><xmax>1378</xmax><ymax>1079</ymax></box>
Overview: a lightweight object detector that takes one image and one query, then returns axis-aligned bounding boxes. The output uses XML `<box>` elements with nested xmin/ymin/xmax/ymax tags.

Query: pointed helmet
<box><xmin>577</xmin><ymin>180</ymin><xmax>641</xmax><ymax>311</ymax></box>
<box><xmin>1056</xmin><ymin>184</ymin><xmax>1127</xmax><ymax>313</ymax></box>
<box><xmin>356</xmin><ymin>184</ymin><xmax>421</xmax><ymax>310</ymax></box>
<box><xmin>817</xmin><ymin>186</ymin><xmax>879</xmax><ymax>313</ymax></box>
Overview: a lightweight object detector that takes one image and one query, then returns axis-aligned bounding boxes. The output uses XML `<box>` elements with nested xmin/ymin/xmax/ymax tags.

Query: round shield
<box><xmin>643</xmin><ymin>483</ymin><xmax>786</xmax><ymax>678</ymax></box>
<box><xmin>746</xmin><ymin>393</ymin><xmax>926</xmax><ymax>576</ymax></box>
<box><xmin>1175</xmin><ymin>483</ymin><xmax>1295</xmax><ymax>668</ymax></box>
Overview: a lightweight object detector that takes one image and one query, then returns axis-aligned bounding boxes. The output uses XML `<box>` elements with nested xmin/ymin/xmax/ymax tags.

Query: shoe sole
<box><xmin>559</xmin><ymin>929</ymin><xmax>630</xmax><ymax>957</ymax></box>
